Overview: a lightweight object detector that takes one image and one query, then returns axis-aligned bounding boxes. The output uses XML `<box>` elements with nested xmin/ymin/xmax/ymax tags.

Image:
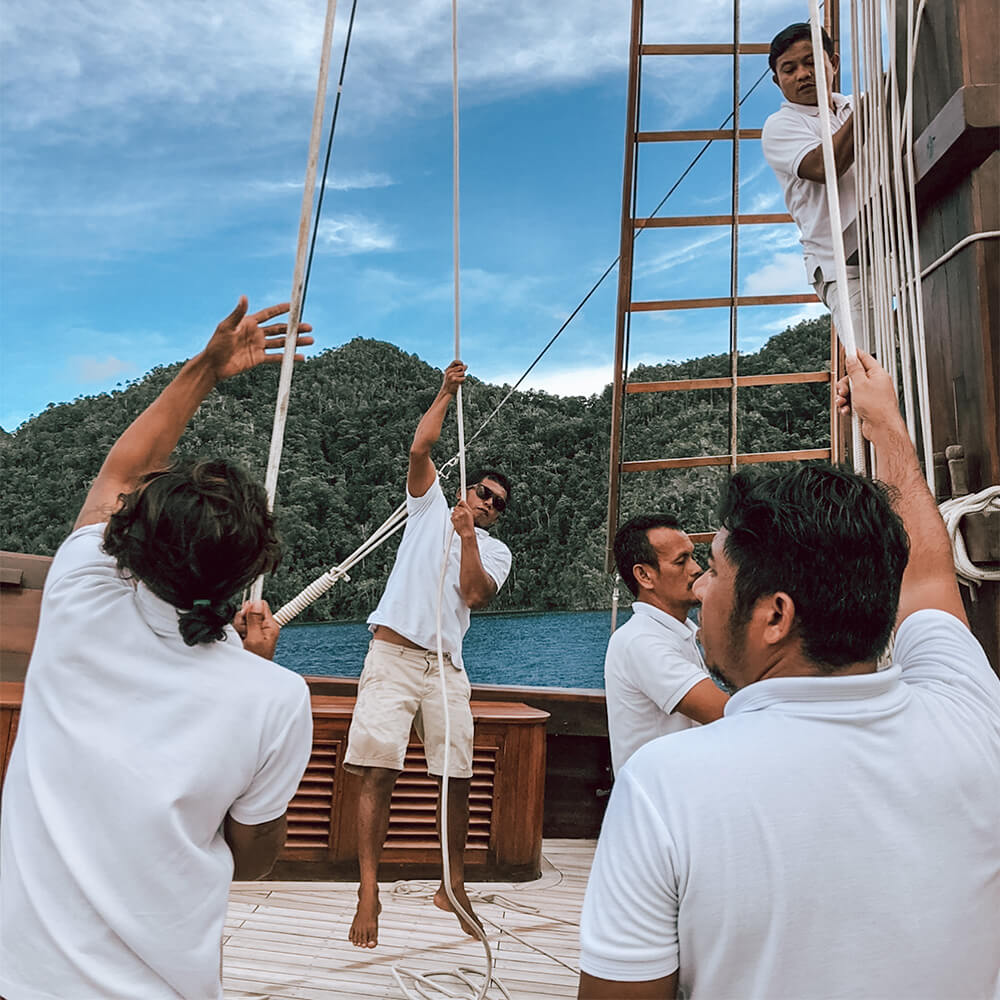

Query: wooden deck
<box><xmin>223</xmin><ymin>838</ymin><xmax>594</xmax><ymax>999</ymax></box>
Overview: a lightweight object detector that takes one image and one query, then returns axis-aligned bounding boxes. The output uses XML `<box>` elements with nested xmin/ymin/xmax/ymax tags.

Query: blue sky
<box><xmin>0</xmin><ymin>0</ymin><xmax>831</xmax><ymax>432</ymax></box>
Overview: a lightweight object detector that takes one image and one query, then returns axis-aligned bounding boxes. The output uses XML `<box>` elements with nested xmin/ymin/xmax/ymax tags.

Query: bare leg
<box><xmin>349</xmin><ymin>766</ymin><xmax>400</xmax><ymax>948</ymax></box>
<box><xmin>432</xmin><ymin>776</ymin><xmax>482</xmax><ymax>937</ymax></box>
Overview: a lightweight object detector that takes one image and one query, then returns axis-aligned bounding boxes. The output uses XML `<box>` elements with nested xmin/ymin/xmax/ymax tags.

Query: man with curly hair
<box><xmin>0</xmin><ymin>299</ymin><xmax>315</xmax><ymax>1000</ymax></box>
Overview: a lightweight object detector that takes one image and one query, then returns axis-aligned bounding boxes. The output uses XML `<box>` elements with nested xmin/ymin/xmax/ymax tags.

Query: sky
<box><xmin>0</xmin><ymin>0</ymin><xmax>833</xmax><ymax>432</ymax></box>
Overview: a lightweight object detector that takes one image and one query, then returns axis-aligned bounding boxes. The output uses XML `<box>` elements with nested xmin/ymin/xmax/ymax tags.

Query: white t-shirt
<box><xmin>604</xmin><ymin>602</ymin><xmax>710</xmax><ymax>774</ymax></box>
<box><xmin>580</xmin><ymin>610</ymin><xmax>1000</xmax><ymax>999</ymax></box>
<box><xmin>367</xmin><ymin>475</ymin><xmax>512</xmax><ymax>670</ymax></box>
<box><xmin>761</xmin><ymin>93</ymin><xmax>856</xmax><ymax>283</ymax></box>
<box><xmin>0</xmin><ymin>524</ymin><xmax>314</xmax><ymax>1000</ymax></box>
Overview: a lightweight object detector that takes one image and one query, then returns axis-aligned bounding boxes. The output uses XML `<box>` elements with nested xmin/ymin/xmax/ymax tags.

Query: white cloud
<box><xmin>635</xmin><ymin>230</ymin><xmax>730</xmax><ymax>279</ymax></box>
<box><xmin>1</xmin><ymin>1</ymin><xmax>813</xmax><ymax>135</ymax></box>
<box><xmin>69</xmin><ymin>355</ymin><xmax>134</xmax><ymax>383</ymax></box>
<box><xmin>743</xmin><ymin>252</ymin><xmax>810</xmax><ymax>295</ymax></box>
<box><xmin>489</xmin><ymin>361</ymin><xmax>613</xmax><ymax>397</ymax></box>
<box><xmin>250</xmin><ymin>171</ymin><xmax>395</xmax><ymax>196</ymax></box>
<box><xmin>317</xmin><ymin>215</ymin><xmax>396</xmax><ymax>254</ymax></box>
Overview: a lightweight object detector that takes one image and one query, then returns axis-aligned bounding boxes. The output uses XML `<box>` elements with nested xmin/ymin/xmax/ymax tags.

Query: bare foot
<box><xmin>433</xmin><ymin>883</ymin><xmax>483</xmax><ymax>938</ymax></box>
<box><xmin>349</xmin><ymin>887</ymin><xmax>381</xmax><ymax>948</ymax></box>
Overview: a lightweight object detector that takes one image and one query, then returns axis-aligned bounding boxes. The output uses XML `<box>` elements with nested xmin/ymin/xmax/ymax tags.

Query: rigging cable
<box><xmin>273</xmin><ymin>66</ymin><xmax>780</xmax><ymax>627</ymax></box>
<box><xmin>251</xmin><ymin>0</ymin><xmax>341</xmax><ymax>601</ymax></box>
<box><xmin>300</xmin><ymin>0</ymin><xmax>361</xmax><ymax>319</ymax></box>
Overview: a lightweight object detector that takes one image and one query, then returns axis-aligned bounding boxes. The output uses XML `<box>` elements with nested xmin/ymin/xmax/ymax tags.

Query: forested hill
<box><xmin>0</xmin><ymin>316</ymin><xmax>832</xmax><ymax>618</ymax></box>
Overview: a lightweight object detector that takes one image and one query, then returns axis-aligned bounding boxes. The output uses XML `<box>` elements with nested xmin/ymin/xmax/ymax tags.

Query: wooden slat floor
<box><xmin>223</xmin><ymin>838</ymin><xmax>594</xmax><ymax>1000</ymax></box>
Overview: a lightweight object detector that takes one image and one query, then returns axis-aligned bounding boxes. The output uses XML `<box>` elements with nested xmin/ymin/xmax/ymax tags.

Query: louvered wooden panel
<box><xmin>285</xmin><ymin>740</ymin><xmax>339</xmax><ymax>849</ymax></box>
<box><xmin>384</xmin><ymin>744</ymin><xmax>497</xmax><ymax>850</ymax></box>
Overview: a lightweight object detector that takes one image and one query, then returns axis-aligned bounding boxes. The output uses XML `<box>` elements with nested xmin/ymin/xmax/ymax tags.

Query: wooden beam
<box><xmin>631</xmin><ymin>293</ymin><xmax>818</xmax><ymax>311</ymax></box>
<box><xmin>911</xmin><ymin>85</ymin><xmax>1000</xmax><ymax>203</ymax></box>
<box><xmin>622</xmin><ymin>448</ymin><xmax>831</xmax><ymax>472</ymax></box>
<box><xmin>625</xmin><ymin>371</ymin><xmax>831</xmax><ymax>393</ymax></box>
<box><xmin>637</xmin><ymin>129</ymin><xmax>763</xmax><ymax>142</ymax></box>
<box><xmin>634</xmin><ymin>213</ymin><xmax>793</xmax><ymax>228</ymax></box>
<box><xmin>640</xmin><ymin>43</ymin><xmax>771</xmax><ymax>55</ymax></box>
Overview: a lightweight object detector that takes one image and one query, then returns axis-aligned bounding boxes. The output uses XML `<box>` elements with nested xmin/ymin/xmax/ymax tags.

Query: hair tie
<box><xmin>192</xmin><ymin>599</ymin><xmax>212</xmax><ymax>608</ymax></box>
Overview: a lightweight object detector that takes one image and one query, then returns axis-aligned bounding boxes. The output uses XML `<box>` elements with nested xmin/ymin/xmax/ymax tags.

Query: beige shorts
<box><xmin>344</xmin><ymin>639</ymin><xmax>474</xmax><ymax>779</ymax></box>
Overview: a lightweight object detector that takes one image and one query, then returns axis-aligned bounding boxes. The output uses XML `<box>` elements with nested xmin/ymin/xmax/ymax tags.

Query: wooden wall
<box><xmin>900</xmin><ymin>0</ymin><xmax>1000</xmax><ymax>668</ymax></box>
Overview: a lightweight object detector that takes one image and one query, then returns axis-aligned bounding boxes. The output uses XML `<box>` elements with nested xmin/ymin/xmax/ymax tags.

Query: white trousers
<box><xmin>812</xmin><ymin>265</ymin><xmax>873</xmax><ymax>355</ymax></box>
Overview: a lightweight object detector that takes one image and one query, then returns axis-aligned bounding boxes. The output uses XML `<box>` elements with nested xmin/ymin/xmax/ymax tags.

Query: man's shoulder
<box><xmin>762</xmin><ymin>101</ymin><xmax>814</xmax><ymax>136</ymax></box>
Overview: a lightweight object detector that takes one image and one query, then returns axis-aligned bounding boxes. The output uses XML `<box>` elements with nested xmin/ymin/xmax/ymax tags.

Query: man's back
<box><xmin>0</xmin><ymin>525</ymin><xmax>312</xmax><ymax>999</ymax></box>
<box><xmin>582</xmin><ymin>610</ymin><xmax>1000</xmax><ymax>998</ymax></box>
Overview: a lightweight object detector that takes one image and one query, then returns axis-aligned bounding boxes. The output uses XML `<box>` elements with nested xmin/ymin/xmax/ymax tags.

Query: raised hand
<box><xmin>204</xmin><ymin>297</ymin><xmax>315</xmax><ymax>383</ymax></box>
<box><xmin>441</xmin><ymin>360</ymin><xmax>467</xmax><ymax>397</ymax></box>
<box><xmin>835</xmin><ymin>349</ymin><xmax>905</xmax><ymax>442</ymax></box>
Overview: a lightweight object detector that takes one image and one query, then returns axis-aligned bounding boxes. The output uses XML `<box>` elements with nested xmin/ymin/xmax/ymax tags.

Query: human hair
<box><xmin>718</xmin><ymin>464</ymin><xmax>909</xmax><ymax>669</ymax></box>
<box><xmin>769</xmin><ymin>22</ymin><xmax>834</xmax><ymax>71</ymax></box>
<box><xmin>614</xmin><ymin>513</ymin><xmax>683</xmax><ymax>598</ymax></box>
<box><xmin>470</xmin><ymin>469</ymin><xmax>513</xmax><ymax>508</ymax></box>
<box><xmin>103</xmin><ymin>458</ymin><xmax>282</xmax><ymax>646</ymax></box>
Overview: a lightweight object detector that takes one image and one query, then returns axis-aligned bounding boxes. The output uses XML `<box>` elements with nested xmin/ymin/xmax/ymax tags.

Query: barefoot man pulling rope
<box><xmin>343</xmin><ymin>361</ymin><xmax>514</xmax><ymax>949</ymax></box>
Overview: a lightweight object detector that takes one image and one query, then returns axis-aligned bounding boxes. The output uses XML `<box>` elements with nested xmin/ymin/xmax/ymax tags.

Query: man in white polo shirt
<box><xmin>0</xmin><ymin>298</ymin><xmax>315</xmax><ymax>1000</ymax></box>
<box><xmin>605</xmin><ymin>514</ymin><xmax>728</xmax><ymax>775</ymax></box>
<box><xmin>345</xmin><ymin>360</ymin><xmax>512</xmax><ymax>949</ymax></box>
<box><xmin>577</xmin><ymin>350</ymin><xmax>1000</xmax><ymax>999</ymax></box>
<box><xmin>762</xmin><ymin>22</ymin><xmax>869</xmax><ymax>350</ymax></box>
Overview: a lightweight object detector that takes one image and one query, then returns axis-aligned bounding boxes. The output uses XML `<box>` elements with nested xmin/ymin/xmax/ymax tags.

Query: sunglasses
<box><xmin>472</xmin><ymin>482</ymin><xmax>507</xmax><ymax>513</ymax></box>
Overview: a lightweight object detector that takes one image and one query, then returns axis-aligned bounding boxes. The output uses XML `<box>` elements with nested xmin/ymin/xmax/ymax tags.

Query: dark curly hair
<box><xmin>719</xmin><ymin>464</ymin><xmax>909</xmax><ymax>669</ymax></box>
<box><xmin>103</xmin><ymin>458</ymin><xmax>281</xmax><ymax>646</ymax></box>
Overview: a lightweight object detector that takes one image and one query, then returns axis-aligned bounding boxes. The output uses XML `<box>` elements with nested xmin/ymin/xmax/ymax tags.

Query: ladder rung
<box><xmin>630</xmin><ymin>293</ymin><xmax>819</xmax><ymax>312</ymax></box>
<box><xmin>640</xmin><ymin>43</ymin><xmax>771</xmax><ymax>56</ymax></box>
<box><xmin>634</xmin><ymin>213</ymin><xmax>793</xmax><ymax>228</ymax></box>
<box><xmin>637</xmin><ymin>129</ymin><xmax>763</xmax><ymax>142</ymax></box>
<box><xmin>626</xmin><ymin>372</ymin><xmax>831</xmax><ymax>394</ymax></box>
<box><xmin>622</xmin><ymin>449</ymin><xmax>831</xmax><ymax>472</ymax></box>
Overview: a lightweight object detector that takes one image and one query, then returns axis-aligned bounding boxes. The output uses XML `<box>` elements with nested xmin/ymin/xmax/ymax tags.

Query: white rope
<box><xmin>808</xmin><ymin>1</ymin><xmax>857</xmax><ymax>359</ymax></box>
<box><xmin>921</xmin><ymin>231</ymin><xmax>1000</xmax><ymax>280</ymax></box>
<box><xmin>807</xmin><ymin>1</ymin><xmax>867</xmax><ymax>475</ymax></box>
<box><xmin>939</xmin><ymin>487</ymin><xmax>1000</xmax><ymax>590</ymax></box>
<box><xmin>251</xmin><ymin>0</ymin><xmax>340</xmax><ymax>602</ymax></box>
<box><xmin>847</xmin><ymin>0</ymin><xmax>947</xmax><ymax>494</ymax></box>
<box><xmin>272</xmin><ymin>502</ymin><xmax>408</xmax><ymax>625</ymax></box>
<box><xmin>392</xmin><ymin>5</ymin><xmax>500</xmax><ymax>998</ymax></box>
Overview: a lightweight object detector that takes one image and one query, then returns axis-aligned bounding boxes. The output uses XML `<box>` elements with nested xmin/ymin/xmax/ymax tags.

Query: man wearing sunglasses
<box><xmin>344</xmin><ymin>360</ymin><xmax>513</xmax><ymax>949</ymax></box>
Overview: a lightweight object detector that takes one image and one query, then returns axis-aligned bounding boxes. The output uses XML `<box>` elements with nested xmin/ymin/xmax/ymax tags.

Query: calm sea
<box><xmin>274</xmin><ymin>609</ymin><xmax>619</xmax><ymax>689</ymax></box>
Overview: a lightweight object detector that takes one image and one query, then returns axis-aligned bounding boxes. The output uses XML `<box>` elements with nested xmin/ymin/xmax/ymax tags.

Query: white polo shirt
<box><xmin>762</xmin><ymin>93</ymin><xmax>856</xmax><ymax>282</ymax></box>
<box><xmin>367</xmin><ymin>475</ymin><xmax>511</xmax><ymax>670</ymax></box>
<box><xmin>0</xmin><ymin>524</ymin><xmax>314</xmax><ymax>1000</ymax></box>
<box><xmin>581</xmin><ymin>609</ymin><xmax>1000</xmax><ymax>998</ymax></box>
<box><xmin>604</xmin><ymin>602</ymin><xmax>711</xmax><ymax>774</ymax></box>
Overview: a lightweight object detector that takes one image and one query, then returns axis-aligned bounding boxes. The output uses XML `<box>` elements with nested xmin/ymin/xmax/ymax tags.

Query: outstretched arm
<box><xmin>74</xmin><ymin>298</ymin><xmax>313</xmax><ymax>530</ymax></box>
<box><xmin>407</xmin><ymin>360</ymin><xmax>466</xmax><ymax>499</ymax></box>
<box><xmin>837</xmin><ymin>350</ymin><xmax>967</xmax><ymax>627</ymax></box>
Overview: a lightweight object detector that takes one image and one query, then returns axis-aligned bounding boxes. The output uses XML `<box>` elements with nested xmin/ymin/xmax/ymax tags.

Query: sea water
<box><xmin>274</xmin><ymin>608</ymin><xmax>617</xmax><ymax>689</ymax></box>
